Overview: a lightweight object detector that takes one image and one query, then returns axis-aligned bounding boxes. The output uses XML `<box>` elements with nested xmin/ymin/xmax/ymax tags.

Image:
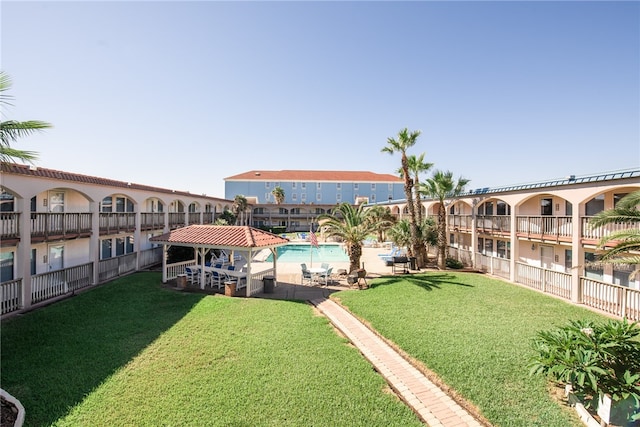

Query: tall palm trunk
<box><xmin>349</xmin><ymin>243</ymin><xmax>362</xmax><ymax>272</ymax></box>
<box><xmin>437</xmin><ymin>203</ymin><xmax>447</xmax><ymax>268</ymax></box>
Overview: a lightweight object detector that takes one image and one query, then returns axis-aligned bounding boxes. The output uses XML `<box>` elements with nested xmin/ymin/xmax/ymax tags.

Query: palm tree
<box><xmin>366</xmin><ymin>205</ymin><xmax>396</xmax><ymax>244</ymax></box>
<box><xmin>382</xmin><ymin>128</ymin><xmax>422</xmax><ymax>266</ymax></box>
<box><xmin>272</xmin><ymin>186</ymin><xmax>285</xmax><ymax>204</ymax></box>
<box><xmin>0</xmin><ymin>71</ymin><xmax>51</xmax><ymax>166</ymax></box>
<box><xmin>398</xmin><ymin>152</ymin><xmax>434</xmax><ymax>265</ymax></box>
<box><xmin>317</xmin><ymin>202</ymin><xmax>378</xmax><ymax>272</ymax></box>
<box><xmin>588</xmin><ymin>190</ymin><xmax>640</xmax><ymax>279</ymax></box>
<box><xmin>232</xmin><ymin>195</ymin><xmax>248</xmax><ymax>225</ymax></box>
<box><xmin>419</xmin><ymin>170</ymin><xmax>470</xmax><ymax>269</ymax></box>
<box><xmin>387</xmin><ymin>219</ymin><xmax>412</xmax><ymax>256</ymax></box>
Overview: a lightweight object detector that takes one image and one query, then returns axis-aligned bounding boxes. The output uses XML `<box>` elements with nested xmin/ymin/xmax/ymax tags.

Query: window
<box><xmin>0</xmin><ymin>192</ymin><xmax>14</xmax><ymax>212</ymax></box>
<box><xmin>614</xmin><ymin>193</ymin><xmax>628</xmax><ymax>207</ymax></box>
<box><xmin>496</xmin><ymin>201</ymin><xmax>509</xmax><ymax>216</ymax></box>
<box><xmin>564</xmin><ymin>249</ymin><xmax>572</xmax><ymax>273</ymax></box>
<box><xmin>253</xmin><ymin>207</ymin><xmax>264</xmax><ymax>214</ymax></box>
<box><xmin>354</xmin><ymin>183</ymin><xmax>359</xmax><ymax>191</ymax></box>
<box><xmin>336</xmin><ymin>183</ymin><xmax>341</xmax><ymax>190</ymax></box>
<box><xmin>101</xmin><ymin>239</ymin><xmax>113</xmax><ymax>259</ymax></box>
<box><xmin>30</xmin><ymin>248</ymin><xmax>36</xmax><ymax>275</ymax></box>
<box><xmin>292</xmin><ymin>182</ymin><xmax>297</xmax><ymax>189</ymax></box>
<box><xmin>116</xmin><ymin>237</ymin><xmax>125</xmax><ymax>256</ymax></box>
<box><xmin>584</xmin><ymin>252</ymin><xmax>603</xmax><ymax>280</ymax></box>
<box><xmin>279</xmin><ymin>208</ymin><xmax>288</xmax><ymax>215</ymax></box>
<box><xmin>484</xmin><ymin>239</ymin><xmax>494</xmax><ymax>256</ymax></box>
<box><xmin>585</xmin><ymin>194</ymin><xmax>604</xmax><ymax>216</ymax></box>
<box><xmin>301</xmin><ymin>183</ymin><xmax>306</xmax><ymax>190</ymax></box>
<box><xmin>265</xmin><ymin>193</ymin><xmax>271</xmax><ymax>202</ymax></box>
<box><xmin>291</xmin><ymin>208</ymin><xmax>300</xmax><ymax>214</ymax></box>
<box><xmin>49</xmin><ymin>191</ymin><xmax>65</xmax><ymax>213</ymax></box>
<box><xmin>188</xmin><ymin>203</ymin><xmax>199</xmax><ymax>213</ymax></box>
<box><xmin>0</xmin><ymin>251</ymin><xmax>14</xmax><ymax>282</ymax></box>
<box><xmin>388</xmin><ymin>183</ymin><xmax>393</xmax><ymax>192</ymax></box>
<box><xmin>316</xmin><ymin>183</ymin><xmax>321</xmax><ymax>190</ymax></box>
<box><xmin>565</xmin><ymin>201</ymin><xmax>573</xmax><ymax>216</ymax></box>
<box><xmin>336</xmin><ymin>193</ymin><xmax>342</xmax><ymax>202</ymax></box>
<box><xmin>102</xmin><ymin>197</ymin><xmax>114</xmax><ymax>212</ymax></box>
<box><xmin>265</xmin><ymin>182</ymin><xmax>270</xmax><ymax>189</ymax></box>
<box><xmin>497</xmin><ymin>240</ymin><xmax>507</xmax><ymax>258</ymax></box>
<box><xmin>449</xmin><ymin>233</ymin><xmax>455</xmax><ymax>245</ymax></box>
<box><xmin>371</xmin><ymin>183</ymin><xmax>376</xmax><ymax>191</ymax></box>
<box><xmin>301</xmin><ymin>193</ymin><xmax>307</xmax><ymax>202</ymax></box>
<box><xmin>484</xmin><ymin>202</ymin><xmax>494</xmax><ymax>215</ymax></box>
<box><xmin>477</xmin><ymin>237</ymin><xmax>484</xmax><ymax>254</ymax></box>
<box><xmin>292</xmin><ymin>193</ymin><xmax>297</xmax><ymax>201</ymax></box>
<box><xmin>316</xmin><ymin>193</ymin><xmax>322</xmax><ymax>202</ymax></box>
<box><xmin>540</xmin><ymin>198</ymin><xmax>553</xmax><ymax>216</ymax></box>
<box><xmin>370</xmin><ymin>194</ymin><xmax>376</xmax><ymax>202</ymax></box>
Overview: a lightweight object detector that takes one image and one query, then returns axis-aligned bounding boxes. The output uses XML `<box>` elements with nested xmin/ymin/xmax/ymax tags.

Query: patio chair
<box><xmin>300</xmin><ymin>263</ymin><xmax>313</xmax><ymax>285</ymax></box>
<box><xmin>209</xmin><ymin>264</ymin><xmax>225</xmax><ymax>289</ymax></box>
<box><xmin>320</xmin><ymin>262</ymin><xmax>329</xmax><ymax>271</ymax></box>
<box><xmin>184</xmin><ymin>266</ymin><xmax>200</xmax><ymax>285</ymax></box>
<box><xmin>320</xmin><ymin>267</ymin><xmax>333</xmax><ymax>286</ymax></box>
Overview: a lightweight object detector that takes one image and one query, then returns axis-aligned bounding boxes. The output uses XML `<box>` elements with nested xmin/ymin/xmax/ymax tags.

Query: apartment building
<box><xmin>1</xmin><ymin>164</ymin><xmax>233</xmax><ymax>315</ymax></box>
<box><xmin>372</xmin><ymin>169</ymin><xmax>640</xmax><ymax>320</ymax></box>
<box><xmin>224</xmin><ymin>170</ymin><xmax>405</xmax><ymax>232</ymax></box>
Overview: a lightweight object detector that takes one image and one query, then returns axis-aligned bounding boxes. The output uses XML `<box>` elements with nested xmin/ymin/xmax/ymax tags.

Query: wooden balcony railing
<box><xmin>31</xmin><ymin>213</ymin><xmax>92</xmax><ymax>241</ymax></box>
<box><xmin>140</xmin><ymin>212</ymin><xmax>165</xmax><ymax>230</ymax></box>
<box><xmin>0</xmin><ymin>212</ymin><xmax>20</xmax><ymax>240</ymax></box>
<box><xmin>475</xmin><ymin>215</ymin><xmax>511</xmax><ymax>234</ymax></box>
<box><xmin>516</xmin><ymin>216</ymin><xmax>573</xmax><ymax>241</ymax></box>
<box><xmin>168</xmin><ymin>212</ymin><xmax>186</xmax><ymax>229</ymax></box>
<box><xmin>447</xmin><ymin>214</ymin><xmax>472</xmax><ymax>231</ymax></box>
<box><xmin>99</xmin><ymin>212</ymin><xmax>136</xmax><ymax>235</ymax></box>
<box><xmin>581</xmin><ymin>216</ymin><xmax>640</xmax><ymax>241</ymax></box>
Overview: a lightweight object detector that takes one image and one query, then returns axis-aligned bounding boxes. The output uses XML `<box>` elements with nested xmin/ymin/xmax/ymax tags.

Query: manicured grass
<box><xmin>334</xmin><ymin>271</ymin><xmax>612</xmax><ymax>427</ymax></box>
<box><xmin>1</xmin><ymin>272</ymin><xmax>423</xmax><ymax>426</ymax></box>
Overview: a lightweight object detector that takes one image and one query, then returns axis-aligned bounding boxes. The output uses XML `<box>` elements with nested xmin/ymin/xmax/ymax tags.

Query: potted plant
<box><xmin>528</xmin><ymin>319</ymin><xmax>640</xmax><ymax>425</ymax></box>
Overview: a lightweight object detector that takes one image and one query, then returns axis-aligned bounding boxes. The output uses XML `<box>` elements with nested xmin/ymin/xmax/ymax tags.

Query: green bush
<box><xmin>528</xmin><ymin>318</ymin><xmax>640</xmax><ymax>414</ymax></box>
<box><xmin>445</xmin><ymin>257</ymin><xmax>464</xmax><ymax>269</ymax></box>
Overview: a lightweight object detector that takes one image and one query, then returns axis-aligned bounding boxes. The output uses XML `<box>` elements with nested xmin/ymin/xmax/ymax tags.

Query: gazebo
<box><xmin>150</xmin><ymin>225</ymin><xmax>289</xmax><ymax>297</ymax></box>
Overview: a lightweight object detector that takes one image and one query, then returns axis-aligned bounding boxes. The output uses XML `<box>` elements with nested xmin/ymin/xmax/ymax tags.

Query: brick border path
<box><xmin>310</xmin><ymin>298</ymin><xmax>486</xmax><ymax>427</ymax></box>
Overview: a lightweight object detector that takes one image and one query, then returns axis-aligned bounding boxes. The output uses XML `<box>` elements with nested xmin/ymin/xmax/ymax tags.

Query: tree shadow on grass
<box><xmin>0</xmin><ymin>272</ymin><xmax>205</xmax><ymax>427</ymax></box>
<box><xmin>370</xmin><ymin>272</ymin><xmax>474</xmax><ymax>292</ymax></box>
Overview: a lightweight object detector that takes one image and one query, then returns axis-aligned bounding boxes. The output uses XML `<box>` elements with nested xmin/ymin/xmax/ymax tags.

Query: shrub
<box><xmin>528</xmin><ymin>318</ymin><xmax>640</xmax><ymax>415</ymax></box>
<box><xmin>445</xmin><ymin>257</ymin><xmax>463</xmax><ymax>269</ymax></box>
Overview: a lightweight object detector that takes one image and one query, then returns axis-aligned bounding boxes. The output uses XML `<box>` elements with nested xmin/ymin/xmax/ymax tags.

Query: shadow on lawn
<box><xmin>0</xmin><ymin>271</ymin><xmax>204</xmax><ymax>426</ymax></box>
<box><xmin>371</xmin><ymin>272</ymin><xmax>475</xmax><ymax>291</ymax></box>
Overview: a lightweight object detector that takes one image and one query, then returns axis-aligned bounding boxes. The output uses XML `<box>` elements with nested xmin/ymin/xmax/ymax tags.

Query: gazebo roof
<box><xmin>150</xmin><ymin>225</ymin><xmax>289</xmax><ymax>251</ymax></box>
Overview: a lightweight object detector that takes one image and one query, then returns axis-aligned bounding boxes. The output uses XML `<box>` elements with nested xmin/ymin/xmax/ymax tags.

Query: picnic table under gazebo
<box><xmin>150</xmin><ymin>225</ymin><xmax>289</xmax><ymax>296</ymax></box>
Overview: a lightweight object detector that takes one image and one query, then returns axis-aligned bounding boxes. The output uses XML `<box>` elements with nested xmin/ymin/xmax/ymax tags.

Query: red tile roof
<box><xmin>224</xmin><ymin>170</ymin><xmax>402</xmax><ymax>183</ymax></box>
<box><xmin>2</xmin><ymin>163</ymin><xmax>230</xmax><ymax>201</ymax></box>
<box><xmin>150</xmin><ymin>225</ymin><xmax>289</xmax><ymax>249</ymax></box>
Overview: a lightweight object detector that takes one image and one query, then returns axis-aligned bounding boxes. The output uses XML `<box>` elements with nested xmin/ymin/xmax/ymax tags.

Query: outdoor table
<box><xmin>308</xmin><ymin>267</ymin><xmax>327</xmax><ymax>284</ymax></box>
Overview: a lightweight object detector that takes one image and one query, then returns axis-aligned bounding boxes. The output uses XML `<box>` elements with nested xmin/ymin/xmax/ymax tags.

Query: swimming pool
<box><xmin>267</xmin><ymin>243</ymin><xmax>348</xmax><ymax>263</ymax></box>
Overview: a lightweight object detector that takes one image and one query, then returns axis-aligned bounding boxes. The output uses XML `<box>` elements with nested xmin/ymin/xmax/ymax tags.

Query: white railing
<box><xmin>515</xmin><ymin>262</ymin><xmax>571</xmax><ymax>300</ymax></box>
<box><xmin>248</xmin><ymin>268</ymin><xmax>276</xmax><ymax>296</ymax></box>
<box><xmin>139</xmin><ymin>247</ymin><xmax>162</xmax><ymax>269</ymax></box>
<box><xmin>166</xmin><ymin>260</ymin><xmax>196</xmax><ymax>281</ymax></box>
<box><xmin>31</xmin><ymin>262</ymin><xmax>93</xmax><ymax>304</ymax></box>
<box><xmin>1</xmin><ymin>278</ymin><xmax>22</xmax><ymax>315</ymax></box>
<box><xmin>491</xmin><ymin>257</ymin><xmax>510</xmax><ymax>279</ymax></box>
<box><xmin>581</xmin><ymin>278</ymin><xmax>640</xmax><ymax>321</ymax></box>
<box><xmin>98</xmin><ymin>253</ymin><xmax>137</xmax><ymax>283</ymax></box>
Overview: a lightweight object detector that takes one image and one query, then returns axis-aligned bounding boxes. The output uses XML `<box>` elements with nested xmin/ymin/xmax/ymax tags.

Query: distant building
<box><xmin>224</xmin><ymin>170</ymin><xmax>405</xmax><ymax>205</ymax></box>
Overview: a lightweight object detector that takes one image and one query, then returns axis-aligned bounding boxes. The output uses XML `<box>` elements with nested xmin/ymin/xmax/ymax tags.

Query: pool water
<box><xmin>267</xmin><ymin>244</ymin><xmax>348</xmax><ymax>263</ymax></box>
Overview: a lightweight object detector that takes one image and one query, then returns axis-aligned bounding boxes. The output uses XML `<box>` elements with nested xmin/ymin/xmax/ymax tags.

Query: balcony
<box><xmin>516</xmin><ymin>216</ymin><xmax>573</xmax><ymax>243</ymax></box>
<box><xmin>140</xmin><ymin>212</ymin><xmax>165</xmax><ymax>231</ymax></box>
<box><xmin>31</xmin><ymin>212</ymin><xmax>93</xmax><ymax>242</ymax></box>
<box><xmin>99</xmin><ymin>213</ymin><xmax>136</xmax><ymax>235</ymax></box>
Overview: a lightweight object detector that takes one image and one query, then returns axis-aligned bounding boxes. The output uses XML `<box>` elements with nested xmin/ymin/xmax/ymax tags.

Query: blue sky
<box><xmin>3</xmin><ymin>1</ymin><xmax>638</xmax><ymax>198</ymax></box>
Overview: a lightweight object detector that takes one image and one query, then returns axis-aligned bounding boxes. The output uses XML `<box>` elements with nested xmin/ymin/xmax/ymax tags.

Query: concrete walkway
<box><xmin>310</xmin><ymin>297</ymin><xmax>486</xmax><ymax>427</ymax></box>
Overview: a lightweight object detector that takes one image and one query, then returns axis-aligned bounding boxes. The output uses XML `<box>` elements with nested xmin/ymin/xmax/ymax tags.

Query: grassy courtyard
<box><xmin>0</xmin><ymin>272</ymin><xmax>422</xmax><ymax>426</ymax></box>
<box><xmin>335</xmin><ymin>271</ymin><xmax>611</xmax><ymax>426</ymax></box>
<box><xmin>1</xmin><ymin>270</ymin><xmax>613</xmax><ymax>426</ymax></box>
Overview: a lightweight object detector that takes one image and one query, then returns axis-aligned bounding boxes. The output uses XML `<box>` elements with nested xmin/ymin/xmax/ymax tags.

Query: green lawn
<box><xmin>1</xmin><ymin>272</ymin><xmax>422</xmax><ymax>427</ymax></box>
<box><xmin>334</xmin><ymin>271</ymin><xmax>612</xmax><ymax>427</ymax></box>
